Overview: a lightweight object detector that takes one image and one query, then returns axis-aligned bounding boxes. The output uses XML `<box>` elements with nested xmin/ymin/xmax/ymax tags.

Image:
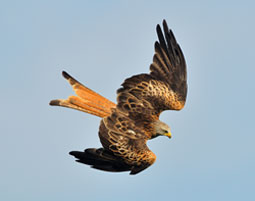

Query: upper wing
<box><xmin>117</xmin><ymin>20</ymin><xmax>187</xmax><ymax>120</ymax></box>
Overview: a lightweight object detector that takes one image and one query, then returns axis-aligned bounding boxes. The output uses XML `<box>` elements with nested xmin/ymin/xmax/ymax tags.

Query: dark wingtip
<box><xmin>69</xmin><ymin>151</ymin><xmax>84</xmax><ymax>159</ymax></box>
<box><xmin>154</xmin><ymin>41</ymin><xmax>160</xmax><ymax>48</ymax></box>
<box><xmin>162</xmin><ymin>19</ymin><xmax>167</xmax><ymax>27</ymax></box>
<box><xmin>62</xmin><ymin>71</ymin><xmax>71</xmax><ymax>80</ymax></box>
<box><xmin>156</xmin><ymin>24</ymin><xmax>161</xmax><ymax>32</ymax></box>
<box><xmin>162</xmin><ymin>20</ymin><xmax>177</xmax><ymax>43</ymax></box>
<box><xmin>129</xmin><ymin>169</ymin><xmax>139</xmax><ymax>175</ymax></box>
<box><xmin>49</xmin><ymin>99</ymin><xmax>61</xmax><ymax>106</ymax></box>
<box><xmin>157</xmin><ymin>19</ymin><xmax>167</xmax><ymax>31</ymax></box>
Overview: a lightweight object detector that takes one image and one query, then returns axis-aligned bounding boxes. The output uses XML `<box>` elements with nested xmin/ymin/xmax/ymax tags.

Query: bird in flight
<box><xmin>50</xmin><ymin>20</ymin><xmax>187</xmax><ymax>175</ymax></box>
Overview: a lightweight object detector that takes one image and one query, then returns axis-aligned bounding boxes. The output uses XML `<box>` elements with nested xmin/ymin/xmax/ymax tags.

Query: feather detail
<box><xmin>50</xmin><ymin>71</ymin><xmax>116</xmax><ymax>117</ymax></box>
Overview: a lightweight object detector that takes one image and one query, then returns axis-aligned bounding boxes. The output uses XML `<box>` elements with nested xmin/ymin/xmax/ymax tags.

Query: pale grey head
<box><xmin>152</xmin><ymin>120</ymin><xmax>172</xmax><ymax>139</ymax></box>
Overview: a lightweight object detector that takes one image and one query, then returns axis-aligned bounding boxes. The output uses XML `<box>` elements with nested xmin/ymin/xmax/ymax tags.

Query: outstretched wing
<box><xmin>96</xmin><ymin>20</ymin><xmax>187</xmax><ymax>174</ymax></box>
<box><xmin>117</xmin><ymin>20</ymin><xmax>187</xmax><ymax>120</ymax></box>
<box><xmin>99</xmin><ymin>109</ymin><xmax>156</xmax><ymax>174</ymax></box>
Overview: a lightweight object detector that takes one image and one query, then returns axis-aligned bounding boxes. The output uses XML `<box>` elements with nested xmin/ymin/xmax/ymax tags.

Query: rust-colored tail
<box><xmin>50</xmin><ymin>71</ymin><xmax>116</xmax><ymax>118</ymax></box>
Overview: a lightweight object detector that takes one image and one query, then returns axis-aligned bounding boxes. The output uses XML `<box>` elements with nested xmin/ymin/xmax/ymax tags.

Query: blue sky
<box><xmin>1</xmin><ymin>1</ymin><xmax>255</xmax><ymax>201</ymax></box>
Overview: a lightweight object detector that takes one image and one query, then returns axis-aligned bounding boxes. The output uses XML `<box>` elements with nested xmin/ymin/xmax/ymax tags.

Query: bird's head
<box><xmin>152</xmin><ymin>120</ymin><xmax>172</xmax><ymax>139</ymax></box>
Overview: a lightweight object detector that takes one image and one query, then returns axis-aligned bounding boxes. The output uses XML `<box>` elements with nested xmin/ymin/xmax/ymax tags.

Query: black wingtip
<box><xmin>162</xmin><ymin>20</ymin><xmax>177</xmax><ymax>44</ymax></box>
<box><xmin>69</xmin><ymin>151</ymin><xmax>78</xmax><ymax>157</ymax></box>
<box><xmin>162</xmin><ymin>19</ymin><xmax>168</xmax><ymax>28</ymax></box>
<box><xmin>157</xmin><ymin>20</ymin><xmax>167</xmax><ymax>31</ymax></box>
<box><xmin>69</xmin><ymin>151</ymin><xmax>86</xmax><ymax>159</ymax></box>
<box><xmin>62</xmin><ymin>71</ymin><xmax>71</xmax><ymax>80</ymax></box>
<box><xmin>156</xmin><ymin>24</ymin><xmax>161</xmax><ymax>33</ymax></box>
<box><xmin>154</xmin><ymin>41</ymin><xmax>160</xmax><ymax>48</ymax></box>
<box><xmin>49</xmin><ymin>99</ymin><xmax>61</xmax><ymax>106</ymax></box>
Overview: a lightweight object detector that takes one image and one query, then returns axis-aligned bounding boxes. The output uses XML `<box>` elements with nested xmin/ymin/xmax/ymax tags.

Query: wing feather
<box><xmin>117</xmin><ymin>20</ymin><xmax>187</xmax><ymax>120</ymax></box>
<box><xmin>99</xmin><ymin>20</ymin><xmax>187</xmax><ymax>174</ymax></box>
<box><xmin>99</xmin><ymin>110</ymin><xmax>156</xmax><ymax>174</ymax></box>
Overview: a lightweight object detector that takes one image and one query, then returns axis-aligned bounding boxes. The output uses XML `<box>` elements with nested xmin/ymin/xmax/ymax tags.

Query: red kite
<box><xmin>50</xmin><ymin>20</ymin><xmax>187</xmax><ymax>175</ymax></box>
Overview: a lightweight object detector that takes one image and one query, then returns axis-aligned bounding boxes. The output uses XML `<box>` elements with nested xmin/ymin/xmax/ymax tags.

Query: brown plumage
<box><xmin>50</xmin><ymin>20</ymin><xmax>187</xmax><ymax>175</ymax></box>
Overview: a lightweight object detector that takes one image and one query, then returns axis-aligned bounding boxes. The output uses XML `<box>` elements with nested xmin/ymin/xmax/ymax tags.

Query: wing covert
<box><xmin>99</xmin><ymin>109</ymin><xmax>156</xmax><ymax>174</ymax></box>
<box><xmin>116</xmin><ymin>20</ymin><xmax>187</xmax><ymax>121</ymax></box>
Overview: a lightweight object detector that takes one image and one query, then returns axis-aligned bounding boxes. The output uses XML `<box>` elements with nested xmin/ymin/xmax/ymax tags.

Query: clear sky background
<box><xmin>1</xmin><ymin>1</ymin><xmax>255</xmax><ymax>201</ymax></box>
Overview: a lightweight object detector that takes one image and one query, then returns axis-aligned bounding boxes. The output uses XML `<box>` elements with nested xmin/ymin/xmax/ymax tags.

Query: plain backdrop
<box><xmin>1</xmin><ymin>1</ymin><xmax>255</xmax><ymax>201</ymax></box>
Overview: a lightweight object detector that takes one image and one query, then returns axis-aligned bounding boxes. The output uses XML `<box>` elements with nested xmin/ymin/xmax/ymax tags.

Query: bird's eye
<box><xmin>164</xmin><ymin>130</ymin><xmax>168</xmax><ymax>133</ymax></box>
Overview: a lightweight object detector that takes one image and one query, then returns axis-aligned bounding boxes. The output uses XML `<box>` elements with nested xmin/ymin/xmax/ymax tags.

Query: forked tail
<box><xmin>50</xmin><ymin>71</ymin><xmax>116</xmax><ymax>118</ymax></box>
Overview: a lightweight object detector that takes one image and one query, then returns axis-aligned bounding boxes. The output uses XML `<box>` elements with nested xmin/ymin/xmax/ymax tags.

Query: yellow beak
<box><xmin>165</xmin><ymin>132</ymin><xmax>172</xmax><ymax>139</ymax></box>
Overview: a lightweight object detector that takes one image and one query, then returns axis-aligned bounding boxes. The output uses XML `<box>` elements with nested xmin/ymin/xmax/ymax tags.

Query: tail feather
<box><xmin>50</xmin><ymin>96</ymin><xmax>110</xmax><ymax>117</ymax></box>
<box><xmin>69</xmin><ymin>148</ymin><xmax>131</xmax><ymax>173</ymax></box>
<box><xmin>50</xmin><ymin>71</ymin><xmax>116</xmax><ymax>118</ymax></box>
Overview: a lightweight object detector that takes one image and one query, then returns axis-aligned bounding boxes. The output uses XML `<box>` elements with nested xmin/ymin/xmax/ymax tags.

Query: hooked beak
<box><xmin>165</xmin><ymin>132</ymin><xmax>172</xmax><ymax>139</ymax></box>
